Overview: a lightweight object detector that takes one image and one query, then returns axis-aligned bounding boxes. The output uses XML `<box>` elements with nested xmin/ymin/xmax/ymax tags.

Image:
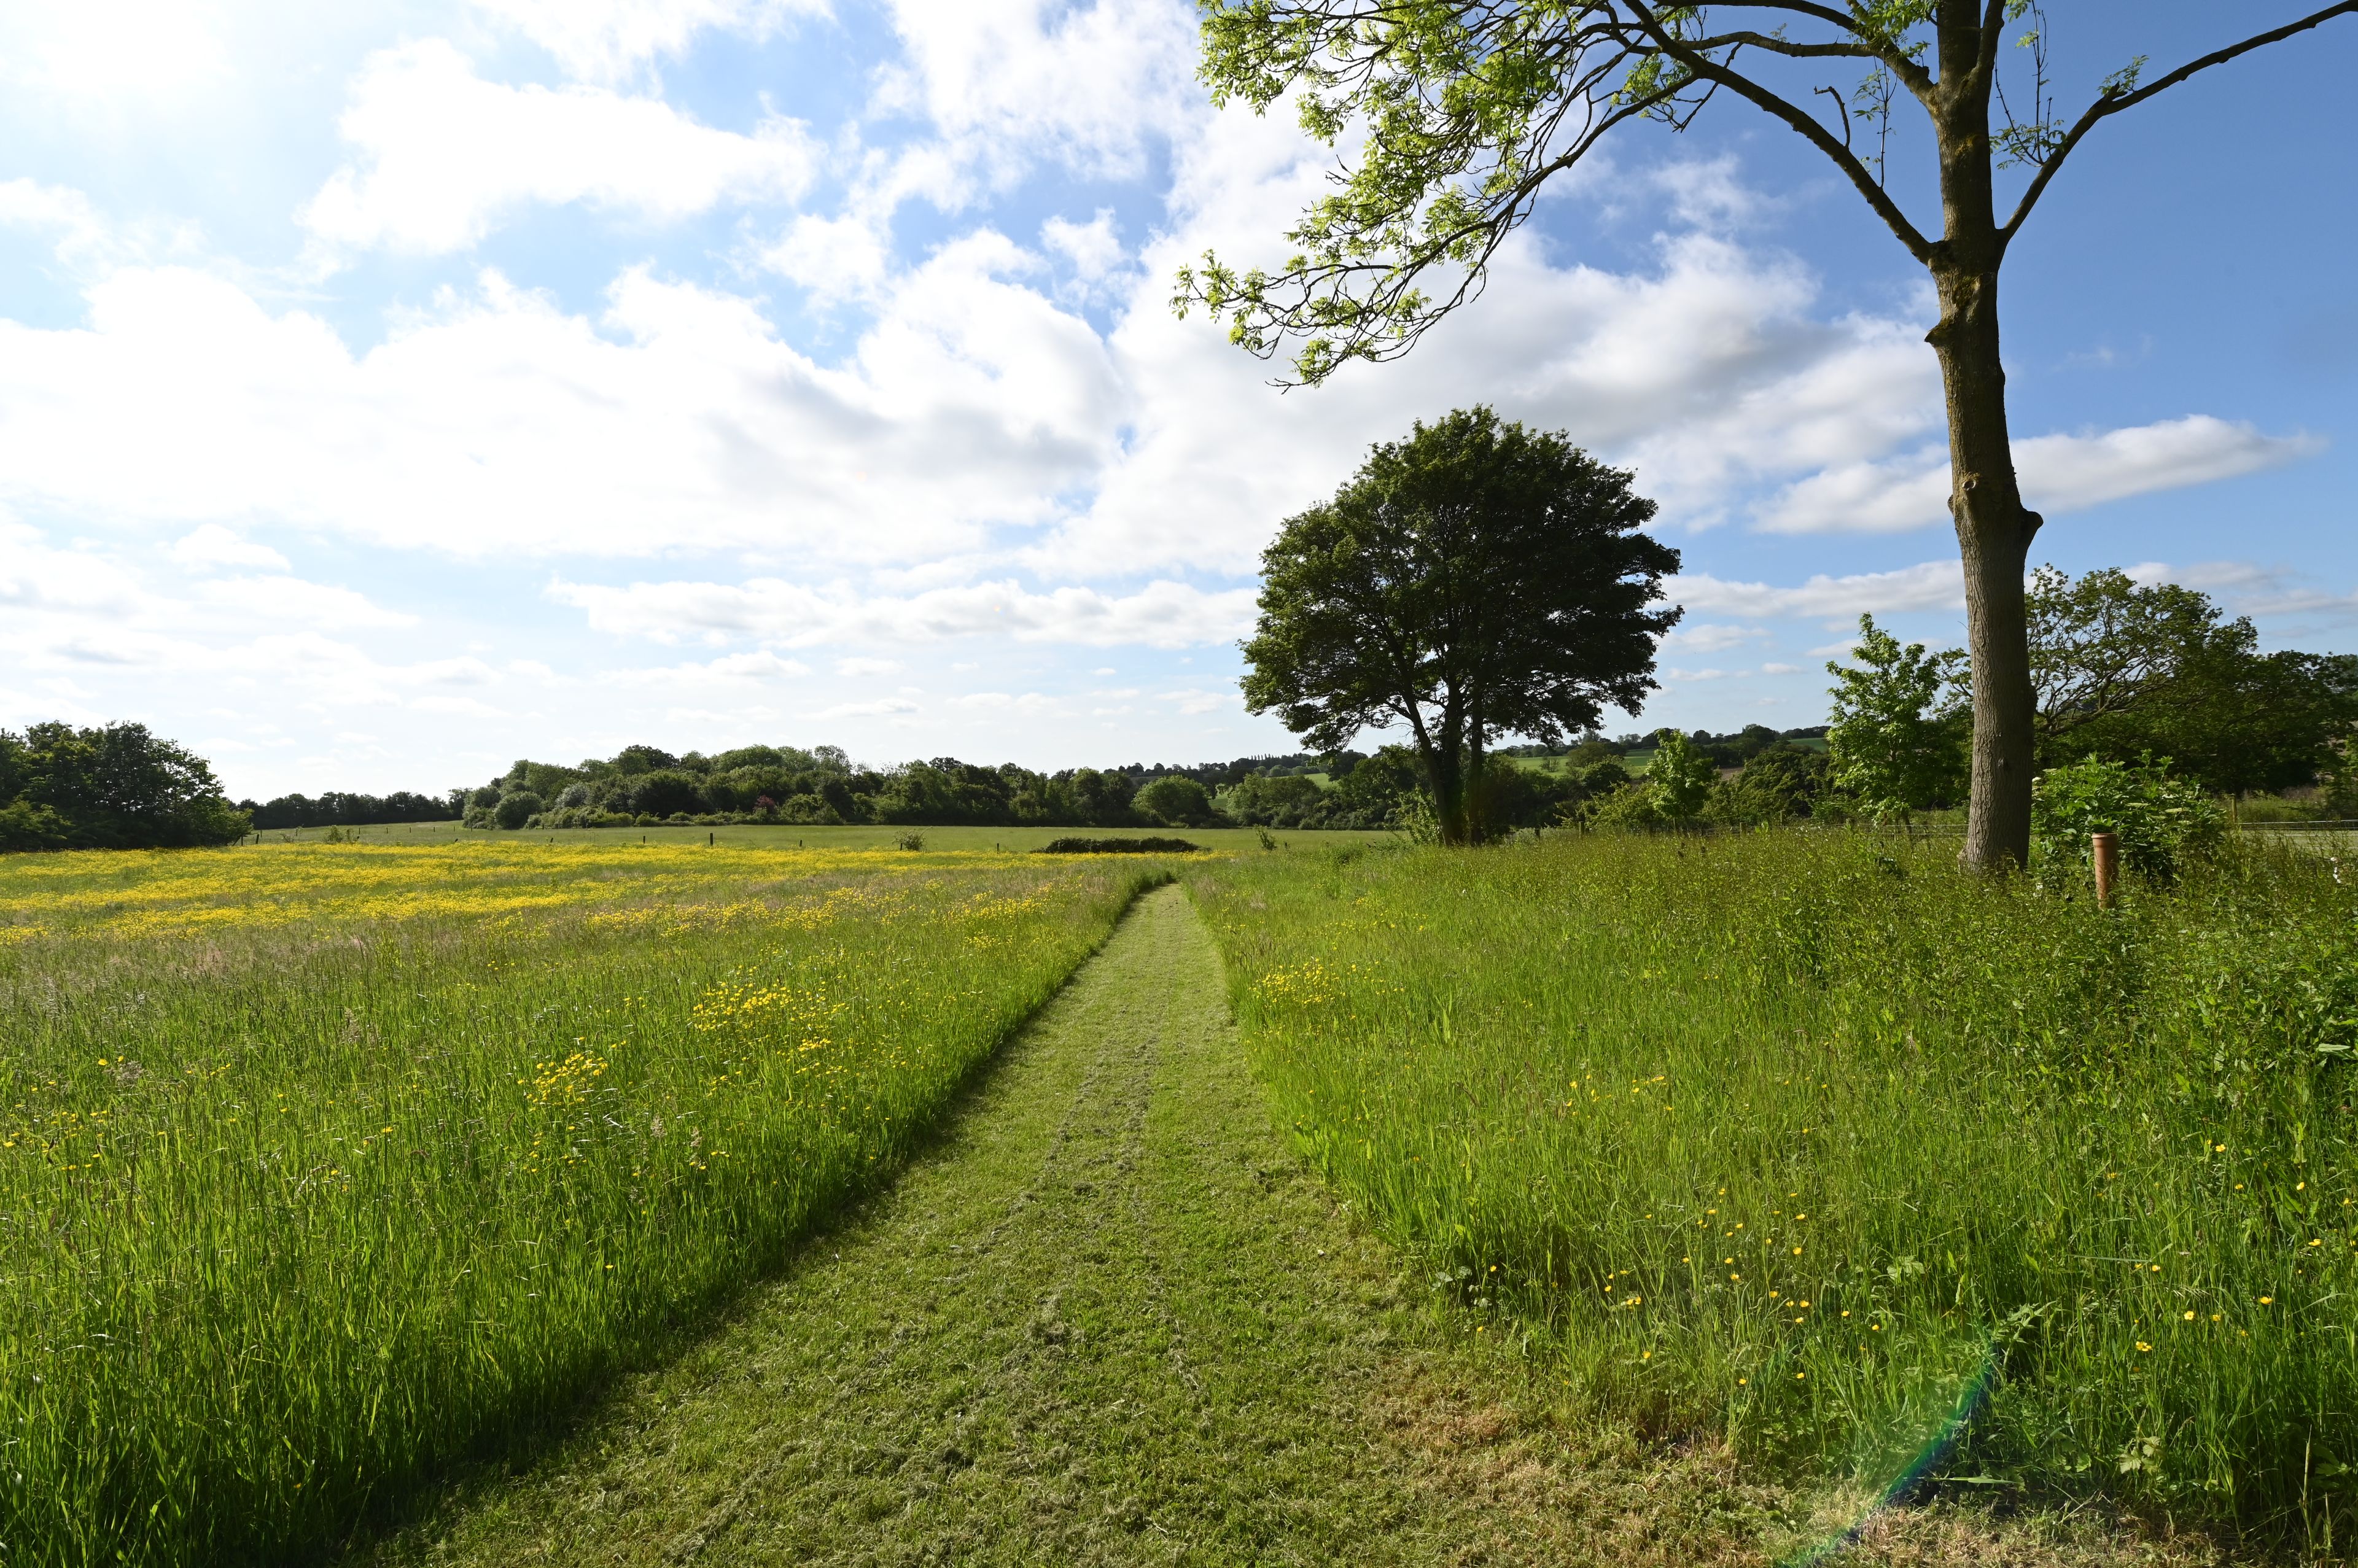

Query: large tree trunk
<box><xmin>1929</xmin><ymin>21</ymin><xmax>2040</xmax><ymax>873</ymax></box>
<box><xmin>1928</xmin><ymin>263</ymin><xmax>2040</xmax><ymax>871</ymax></box>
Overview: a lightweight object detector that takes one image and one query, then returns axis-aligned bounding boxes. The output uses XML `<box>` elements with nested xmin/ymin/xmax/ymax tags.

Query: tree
<box><xmin>0</xmin><ymin>721</ymin><xmax>250</xmax><ymax>850</ymax></box>
<box><xmin>1826</xmin><ymin>615</ymin><xmax>1969</xmax><ymax>818</ymax></box>
<box><xmin>1178</xmin><ymin>2</ymin><xmax>2358</xmax><ymax>869</ymax></box>
<box><xmin>1135</xmin><ymin>775</ymin><xmax>1217</xmax><ymax>826</ymax></box>
<box><xmin>2026</xmin><ymin>565</ymin><xmax>2358</xmax><ymax>795</ymax></box>
<box><xmin>2026</xmin><ymin>565</ymin><xmax>2220</xmax><ymax>746</ymax></box>
<box><xmin>1644</xmin><ymin>731</ymin><xmax>1718</xmax><ymax>820</ymax></box>
<box><xmin>1241</xmin><ymin>407</ymin><xmax>1681</xmax><ymax>845</ymax></box>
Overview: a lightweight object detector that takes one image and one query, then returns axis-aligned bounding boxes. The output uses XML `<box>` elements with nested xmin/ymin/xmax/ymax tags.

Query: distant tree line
<box><xmin>238</xmin><ymin>790</ymin><xmax>460</xmax><ymax>830</ymax></box>
<box><xmin>0</xmin><ymin>722</ymin><xmax>249</xmax><ymax>851</ymax></box>
<box><xmin>457</xmin><ymin>743</ymin><xmax>1450</xmax><ymax>834</ymax></box>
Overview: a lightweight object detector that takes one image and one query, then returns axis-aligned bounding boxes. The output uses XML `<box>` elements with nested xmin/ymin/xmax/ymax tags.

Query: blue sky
<box><xmin>0</xmin><ymin>1</ymin><xmax>2351</xmax><ymax>799</ymax></box>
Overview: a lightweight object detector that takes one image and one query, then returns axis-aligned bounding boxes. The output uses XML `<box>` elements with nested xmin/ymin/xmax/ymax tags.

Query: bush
<box><xmin>2032</xmin><ymin>755</ymin><xmax>2224</xmax><ymax>888</ymax></box>
<box><xmin>1037</xmin><ymin>836</ymin><xmax>1202</xmax><ymax>854</ymax></box>
<box><xmin>1134</xmin><ymin>775</ymin><xmax>1215</xmax><ymax>827</ymax></box>
<box><xmin>492</xmin><ymin>792</ymin><xmax>543</xmax><ymax>831</ymax></box>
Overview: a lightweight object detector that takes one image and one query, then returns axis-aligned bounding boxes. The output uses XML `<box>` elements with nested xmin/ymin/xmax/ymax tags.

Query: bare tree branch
<box><xmin>1709</xmin><ymin>0</ymin><xmax>1940</xmax><ymax>101</ymax></box>
<box><xmin>2001</xmin><ymin>2</ymin><xmax>2358</xmax><ymax>244</ymax></box>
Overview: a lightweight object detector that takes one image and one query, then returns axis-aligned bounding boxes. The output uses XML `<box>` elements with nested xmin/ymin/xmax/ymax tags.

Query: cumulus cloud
<box><xmin>469</xmin><ymin>0</ymin><xmax>825</xmax><ymax>82</ymax></box>
<box><xmin>806</xmin><ymin>696</ymin><xmax>919</xmax><ymax>720</ymax></box>
<box><xmin>549</xmin><ymin>575</ymin><xmax>1256</xmax><ymax>648</ymax></box>
<box><xmin>1758</xmin><ymin>416</ymin><xmax>2323</xmax><ymax>534</ymax></box>
<box><xmin>1663</xmin><ymin>621</ymin><xmax>1764</xmax><ymax>653</ymax></box>
<box><xmin>0</xmin><ymin>256</ymin><xmax>1118</xmax><ymax>563</ymax></box>
<box><xmin>169</xmin><ymin>524</ymin><xmax>290</xmax><ymax>572</ymax></box>
<box><xmin>608</xmin><ymin>650</ymin><xmax>814</xmax><ymax>686</ymax></box>
<box><xmin>1670</xmin><ymin>559</ymin><xmax>1964</xmax><ymax>621</ymax></box>
<box><xmin>1041</xmin><ymin>209</ymin><xmax>1124</xmax><ymax>281</ymax></box>
<box><xmin>302</xmin><ymin>41</ymin><xmax>816</xmax><ymax>257</ymax></box>
<box><xmin>874</xmin><ymin>0</ymin><xmax>1197</xmax><ymax>194</ymax></box>
<box><xmin>195</xmin><ymin>574</ymin><xmax>416</xmax><ymax>628</ymax></box>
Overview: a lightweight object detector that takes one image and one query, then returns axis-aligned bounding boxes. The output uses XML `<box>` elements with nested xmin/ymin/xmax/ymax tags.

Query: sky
<box><xmin>0</xmin><ymin>0</ymin><xmax>2352</xmax><ymax>801</ymax></box>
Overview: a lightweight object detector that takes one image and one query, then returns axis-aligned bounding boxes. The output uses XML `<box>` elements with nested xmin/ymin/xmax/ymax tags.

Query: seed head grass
<box><xmin>0</xmin><ymin>839</ymin><xmax>1164</xmax><ymax>1566</ymax></box>
<box><xmin>1191</xmin><ymin>833</ymin><xmax>2358</xmax><ymax>1543</ymax></box>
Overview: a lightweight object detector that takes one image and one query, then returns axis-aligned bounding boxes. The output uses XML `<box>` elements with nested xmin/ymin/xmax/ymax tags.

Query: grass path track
<box><xmin>356</xmin><ymin>887</ymin><xmax>2205</xmax><ymax>1568</ymax></box>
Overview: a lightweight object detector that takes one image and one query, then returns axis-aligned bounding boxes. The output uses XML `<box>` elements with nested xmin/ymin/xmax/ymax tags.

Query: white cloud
<box><xmin>1041</xmin><ymin>209</ymin><xmax>1123</xmax><ymax>281</ymax></box>
<box><xmin>302</xmin><ymin>41</ymin><xmax>817</xmax><ymax>258</ymax></box>
<box><xmin>469</xmin><ymin>0</ymin><xmax>825</xmax><ymax>82</ymax></box>
<box><xmin>1163</xmin><ymin>687</ymin><xmax>1229</xmax><ymax>715</ymax></box>
<box><xmin>1663</xmin><ymin>621</ymin><xmax>1763</xmax><ymax>653</ymax></box>
<box><xmin>806</xmin><ymin>696</ymin><xmax>919</xmax><ymax>720</ymax></box>
<box><xmin>763</xmin><ymin>213</ymin><xmax>893</xmax><ymax>300</ymax></box>
<box><xmin>1671</xmin><ymin>560</ymin><xmax>1963</xmax><ymax>621</ymax></box>
<box><xmin>195</xmin><ymin>575</ymin><xmax>416</xmax><ymax>628</ymax></box>
<box><xmin>169</xmin><ymin>524</ymin><xmax>289</xmax><ymax>572</ymax></box>
<box><xmin>874</xmin><ymin>0</ymin><xmax>1197</xmax><ymax>194</ymax></box>
<box><xmin>835</xmin><ymin>656</ymin><xmax>901</xmax><ymax>676</ymax></box>
<box><xmin>0</xmin><ymin>1</ymin><xmax>233</xmax><ymax>106</ymax></box>
<box><xmin>551</xmin><ymin>575</ymin><xmax>1256</xmax><ymax>648</ymax></box>
<box><xmin>1759</xmin><ymin>416</ymin><xmax>2324</xmax><ymax>534</ymax></box>
<box><xmin>0</xmin><ymin>258</ymin><xmax>1117</xmax><ymax>563</ymax></box>
<box><xmin>610</xmin><ymin>650</ymin><xmax>814</xmax><ymax>685</ymax></box>
<box><xmin>1761</xmin><ymin>662</ymin><xmax>1801</xmax><ymax>675</ymax></box>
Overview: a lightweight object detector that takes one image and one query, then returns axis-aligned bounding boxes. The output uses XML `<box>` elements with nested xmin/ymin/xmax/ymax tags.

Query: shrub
<box><xmin>1037</xmin><ymin>836</ymin><xmax>1201</xmax><ymax>854</ymax></box>
<box><xmin>492</xmin><ymin>792</ymin><xmax>543</xmax><ymax>831</ymax></box>
<box><xmin>2032</xmin><ymin>755</ymin><xmax>2224</xmax><ymax>888</ymax></box>
<box><xmin>893</xmin><ymin>831</ymin><xmax>926</xmax><ymax>850</ymax></box>
<box><xmin>1134</xmin><ymin>775</ymin><xmax>1215</xmax><ymax>827</ymax></box>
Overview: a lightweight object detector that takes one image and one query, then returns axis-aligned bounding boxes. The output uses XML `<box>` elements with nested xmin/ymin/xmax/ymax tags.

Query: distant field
<box><xmin>249</xmin><ymin>821</ymin><xmax>1398</xmax><ymax>850</ymax></box>
<box><xmin>0</xmin><ymin>839</ymin><xmax>1177</xmax><ymax>1566</ymax></box>
<box><xmin>1191</xmin><ymin>833</ymin><xmax>2358</xmax><ymax>1543</ymax></box>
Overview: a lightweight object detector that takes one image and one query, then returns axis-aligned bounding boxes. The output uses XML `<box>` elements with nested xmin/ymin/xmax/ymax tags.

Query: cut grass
<box><xmin>1189</xmin><ymin>833</ymin><xmax>2358</xmax><ymax>1549</ymax></box>
<box><xmin>0</xmin><ymin>840</ymin><xmax>1167</xmax><ymax>1567</ymax></box>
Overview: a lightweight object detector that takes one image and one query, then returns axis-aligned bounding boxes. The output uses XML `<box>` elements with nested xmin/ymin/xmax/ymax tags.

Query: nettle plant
<box><xmin>1177</xmin><ymin>0</ymin><xmax>2358</xmax><ymax>871</ymax></box>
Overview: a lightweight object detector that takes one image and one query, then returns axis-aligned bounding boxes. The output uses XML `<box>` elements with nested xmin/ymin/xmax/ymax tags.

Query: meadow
<box><xmin>1191</xmin><ymin>833</ymin><xmax>2358</xmax><ymax>1550</ymax></box>
<box><xmin>0</xmin><ymin>837</ymin><xmax>1169</xmax><ymax>1567</ymax></box>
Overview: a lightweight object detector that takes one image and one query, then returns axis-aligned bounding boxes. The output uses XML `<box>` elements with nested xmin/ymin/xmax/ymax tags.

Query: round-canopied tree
<box><xmin>1242</xmin><ymin>407</ymin><xmax>1681</xmax><ymax>844</ymax></box>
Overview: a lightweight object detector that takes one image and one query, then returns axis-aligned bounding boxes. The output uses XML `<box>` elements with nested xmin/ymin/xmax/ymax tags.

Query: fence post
<box><xmin>2091</xmin><ymin>831</ymin><xmax>2119</xmax><ymax>909</ymax></box>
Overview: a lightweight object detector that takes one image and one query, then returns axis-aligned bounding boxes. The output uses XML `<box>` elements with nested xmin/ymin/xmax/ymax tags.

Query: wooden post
<box><xmin>2091</xmin><ymin>831</ymin><xmax>2119</xmax><ymax>908</ymax></box>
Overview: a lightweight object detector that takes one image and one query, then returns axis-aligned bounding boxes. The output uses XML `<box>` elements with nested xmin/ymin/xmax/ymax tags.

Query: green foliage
<box><xmin>1134</xmin><ymin>775</ymin><xmax>1216</xmax><ymax>827</ymax></box>
<box><xmin>1192</xmin><ymin>833</ymin><xmax>2358</xmax><ymax>1542</ymax></box>
<box><xmin>0</xmin><ymin>721</ymin><xmax>249</xmax><ymax>850</ymax></box>
<box><xmin>1826</xmin><ymin>616</ymin><xmax>1968</xmax><ymax>819</ymax></box>
<box><xmin>2031</xmin><ymin>755</ymin><xmax>2224</xmax><ymax>888</ymax></box>
<box><xmin>1241</xmin><ymin>406</ymin><xmax>1679</xmax><ymax>845</ymax></box>
<box><xmin>2029</xmin><ymin>564</ymin><xmax>2358</xmax><ymax>794</ymax></box>
<box><xmin>1643</xmin><ymin>730</ymin><xmax>1716</xmax><ymax>821</ymax></box>
<box><xmin>1035</xmin><ymin>836</ymin><xmax>1204</xmax><ymax>855</ymax></box>
<box><xmin>1708</xmin><ymin>747</ymin><xmax>1831</xmax><ymax>826</ymax></box>
<box><xmin>491</xmin><ymin>791</ymin><xmax>544</xmax><ymax>830</ymax></box>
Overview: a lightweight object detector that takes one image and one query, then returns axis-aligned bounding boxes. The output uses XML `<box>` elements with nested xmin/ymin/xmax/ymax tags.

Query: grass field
<box><xmin>0</xmin><ymin>838</ymin><xmax>1175</xmax><ymax>1566</ymax></box>
<box><xmin>1191</xmin><ymin>834</ymin><xmax>2358</xmax><ymax>1550</ymax></box>
<box><xmin>243</xmin><ymin>821</ymin><xmax>1396</xmax><ymax>851</ymax></box>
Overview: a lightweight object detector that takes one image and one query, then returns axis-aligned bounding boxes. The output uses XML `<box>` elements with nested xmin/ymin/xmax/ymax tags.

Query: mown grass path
<box><xmin>357</xmin><ymin>887</ymin><xmax>2201</xmax><ymax>1567</ymax></box>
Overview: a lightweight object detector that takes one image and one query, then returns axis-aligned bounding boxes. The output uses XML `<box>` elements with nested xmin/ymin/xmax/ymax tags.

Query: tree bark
<box><xmin>1929</xmin><ymin>17</ymin><xmax>2039</xmax><ymax>872</ymax></box>
<box><xmin>1929</xmin><ymin>268</ymin><xmax>2039</xmax><ymax>870</ymax></box>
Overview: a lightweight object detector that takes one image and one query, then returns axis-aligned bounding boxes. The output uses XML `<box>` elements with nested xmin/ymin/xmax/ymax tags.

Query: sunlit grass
<box><xmin>1192</xmin><ymin>833</ymin><xmax>2358</xmax><ymax>1543</ymax></box>
<box><xmin>0</xmin><ymin>840</ymin><xmax>1163</xmax><ymax>1566</ymax></box>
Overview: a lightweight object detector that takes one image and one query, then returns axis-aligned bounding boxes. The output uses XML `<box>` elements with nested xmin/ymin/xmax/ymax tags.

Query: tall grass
<box><xmin>0</xmin><ymin>840</ymin><xmax>1160</xmax><ymax>1566</ymax></box>
<box><xmin>1193</xmin><ymin>833</ymin><xmax>2358</xmax><ymax>1545</ymax></box>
